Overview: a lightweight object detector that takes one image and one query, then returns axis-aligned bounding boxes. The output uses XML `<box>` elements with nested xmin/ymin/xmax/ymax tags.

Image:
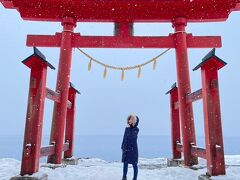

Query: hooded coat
<box><xmin>121</xmin><ymin>116</ymin><xmax>139</xmax><ymax>164</ymax></box>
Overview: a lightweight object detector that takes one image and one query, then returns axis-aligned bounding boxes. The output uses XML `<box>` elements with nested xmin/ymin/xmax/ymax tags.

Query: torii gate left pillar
<box><xmin>47</xmin><ymin>17</ymin><xmax>77</xmax><ymax>164</ymax></box>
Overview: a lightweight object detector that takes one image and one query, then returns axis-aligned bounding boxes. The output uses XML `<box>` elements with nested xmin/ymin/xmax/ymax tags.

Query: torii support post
<box><xmin>193</xmin><ymin>49</ymin><xmax>226</xmax><ymax>176</ymax></box>
<box><xmin>172</xmin><ymin>17</ymin><xmax>198</xmax><ymax>166</ymax></box>
<box><xmin>20</xmin><ymin>47</ymin><xmax>55</xmax><ymax>176</ymax></box>
<box><xmin>63</xmin><ymin>83</ymin><xmax>80</xmax><ymax>162</ymax></box>
<box><xmin>48</xmin><ymin>17</ymin><xmax>77</xmax><ymax>164</ymax></box>
<box><xmin>166</xmin><ymin>83</ymin><xmax>181</xmax><ymax>159</ymax></box>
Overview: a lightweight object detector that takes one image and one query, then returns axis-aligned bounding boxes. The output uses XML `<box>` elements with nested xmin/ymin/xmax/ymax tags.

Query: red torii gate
<box><xmin>167</xmin><ymin>48</ymin><xmax>227</xmax><ymax>176</ymax></box>
<box><xmin>1</xmin><ymin>0</ymin><xmax>240</xmax><ymax>179</ymax></box>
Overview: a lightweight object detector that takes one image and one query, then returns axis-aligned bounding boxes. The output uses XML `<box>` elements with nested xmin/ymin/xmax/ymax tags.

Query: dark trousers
<box><xmin>123</xmin><ymin>161</ymin><xmax>138</xmax><ymax>180</ymax></box>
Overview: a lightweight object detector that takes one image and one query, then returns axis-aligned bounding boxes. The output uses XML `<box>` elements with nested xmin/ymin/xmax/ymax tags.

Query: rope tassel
<box><xmin>88</xmin><ymin>59</ymin><xmax>92</xmax><ymax>71</ymax></box>
<box><xmin>103</xmin><ymin>66</ymin><xmax>107</xmax><ymax>79</ymax></box>
<box><xmin>121</xmin><ymin>69</ymin><xmax>125</xmax><ymax>81</ymax></box>
<box><xmin>153</xmin><ymin>59</ymin><xmax>157</xmax><ymax>70</ymax></box>
<box><xmin>138</xmin><ymin>66</ymin><xmax>142</xmax><ymax>78</ymax></box>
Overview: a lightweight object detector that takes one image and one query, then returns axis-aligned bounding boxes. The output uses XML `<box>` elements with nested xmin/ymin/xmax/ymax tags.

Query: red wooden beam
<box><xmin>71</xmin><ymin>35</ymin><xmax>175</xmax><ymax>48</ymax></box>
<box><xmin>174</xmin><ymin>89</ymin><xmax>202</xmax><ymax>109</ymax></box>
<box><xmin>46</xmin><ymin>87</ymin><xmax>60</xmax><ymax>103</ymax></box>
<box><xmin>40</xmin><ymin>143</ymin><xmax>69</xmax><ymax>157</ymax></box>
<box><xmin>1</xmin><ymin>0</ymin><xmax>239</xmax><ymax>22</ymax></box>
<box><xmin>191</xmin><ymin>145</ymin><xmax>206</xmax><ymax>159</ymax></box>
<box><xmin>186</xmin><ymin>35</ymin><xmax>222</xmax><ymax>48</ymax></box>
<box><xmin>27</xmin><ymin>34</ymin><xmax>62</xmax><ymax>47</ymax></box>
<box><xmin>27</xmin><ymin>33</ymin><xmax>174</xmax><ymax>48</ymax></box>
<box><xmin>63</xmin><ymin>143</ymin><xmax>70</xmax><ymax>152</ymax></box>
<box><xmin>40</xmin><ymin>145</ymin><xmax>55</xmax><ymax>157</ymax></box>
<box><xmin>186</xmin><ymin>89</ymin><xmax>202</xmax><ymax>103</ymax></box>
<box><xmin>45</xmin><ymin>87</ymin><xmax>72</xmax><ymax>108</ymax></box>
<box><xmin>176</xmin><ymin>141</ymin><xmax>183</xmax><ymax>153</ymax></box>
<box><xmin>27</xmin><ymin>33</ymin><xmax>221</xmax><ymax>49</ymax></box>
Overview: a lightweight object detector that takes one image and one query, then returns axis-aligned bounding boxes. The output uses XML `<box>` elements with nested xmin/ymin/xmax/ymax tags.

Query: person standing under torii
<box><xmin>121</xmin><ymin>114</ymin><xmax>140</xmax><ymax>180</ymax></box>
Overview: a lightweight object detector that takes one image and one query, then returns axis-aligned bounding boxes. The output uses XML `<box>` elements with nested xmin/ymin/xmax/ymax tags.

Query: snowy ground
<box><xmin>0</xmin><ymin>156</ymin><xmax>240</xmax><ymax>180</ymax></box>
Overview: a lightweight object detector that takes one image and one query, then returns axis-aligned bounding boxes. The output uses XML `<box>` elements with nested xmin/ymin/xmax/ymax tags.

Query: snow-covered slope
<box><xmin>0</xmin><ymin>156</ymin><xmax>239</xmax><ymax>180</ymax></box>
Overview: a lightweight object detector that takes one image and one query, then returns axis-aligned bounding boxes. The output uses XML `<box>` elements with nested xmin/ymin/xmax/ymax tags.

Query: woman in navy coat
<box><xmin>121</xmin><ymin>115</ymin><xmax>139</xmax><ymax>180</ymax></box>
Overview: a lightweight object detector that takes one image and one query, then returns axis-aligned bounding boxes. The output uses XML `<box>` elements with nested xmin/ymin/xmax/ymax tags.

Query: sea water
<box><xmin>0</xmin><ymin>135</ymin><xmax>239</xmax><ymax>162</ymax></box>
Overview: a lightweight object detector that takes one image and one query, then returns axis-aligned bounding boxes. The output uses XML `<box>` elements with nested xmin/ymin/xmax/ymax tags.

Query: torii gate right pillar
<box><xmin>172</xmin><ymin>17</ymin><xmax>198</xmax><ymax>166</ymax></box>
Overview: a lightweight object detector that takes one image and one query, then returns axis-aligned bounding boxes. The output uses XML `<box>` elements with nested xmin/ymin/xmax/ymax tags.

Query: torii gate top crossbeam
<box><xmin>1</xmin><ymin>0</ymin><xmax>240</xmax><ymax>22</ymax></box>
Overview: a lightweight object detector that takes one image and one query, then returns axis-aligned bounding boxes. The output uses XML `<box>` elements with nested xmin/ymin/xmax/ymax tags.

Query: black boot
<box><xmin>122</xmin><ymin>177</ymin><xmax>127</xmax><ymax>180</ymax></box>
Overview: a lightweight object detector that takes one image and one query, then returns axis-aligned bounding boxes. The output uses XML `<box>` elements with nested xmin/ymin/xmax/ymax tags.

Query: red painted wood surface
<box><xmin>176</xmin><ymin>142</ymin><xmax>183</xmax><ymax>153</ymax></box>
<box><xmin>64</xmin><ymin>86</ymin><xmax>78</xmax><ymax>158</ymax></box>
<box><xmin>186</xmin><ymin>89</ymin><xmax>202</xmax><ymax>104</ymax></box>
<box><xmin>173</xmin><ymin>17</ymin><xmax>198</xmax><ymax>166</ymax></box>
<box><xmin>21</xmin><ymin>55</ymin><xmax>48</xmax><ymax>176</ymax></box>
<box><xmin>48</xmin><ymin>17</ymin><xmax>76</xmax><ymax>164</ymax></box>
<box><xmin>27</xmin><ymin>33</ymin><xmax>222</xmax><ymax>49</ymax></box>
<box><xmin>0</xmin><ymin>0</ymin><xmax>232</xmax><ymax>177</ymax></box>
<box><xmin>174</xmin><ymin>89</ymin><xmax>202</xmax><ymax>109</ymax></box>
<box><xmin>197</xmin><ymin>51</ymin><xmax>226</xmax><ymax>176</ymax></box>
<box><xmin>40</xmin><ymin>143</ymin><xmax>69</xmax><ymax>157</ymax></box>
<box><xmin>191</xmin><ymin>146</ymin><xmax>206</xmax><ymax>159</ymax></box>
<box><xmin>40</xmin><ymin>145</ymin><xmax>55</xmax><ymax>157</ymax></box>
<box><xmin>45</xmin><ymin>87</ymin><xmax>72</xmax><ymax>109</ymax></box>
<box><xmin>167</xmin><ymin>84</ymin><xmax>181</xmax><ymax>159</ymax></box>
<box><xmin>1</xmin><ymin>0</ymin><xmax>240</xmax><ymax>22</ymax></box>
<box><xmin>45</xmin><ymin>87</ymin><xmax>61</xmax><ymax>103</ymax></box>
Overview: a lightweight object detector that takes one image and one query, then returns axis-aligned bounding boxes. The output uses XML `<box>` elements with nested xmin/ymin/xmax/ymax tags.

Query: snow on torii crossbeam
<box><xmin>1</xmin><ymin>0</ymin><xmax>240</xmax><ymax>22</ymax></box>
<box><xmin>1</xmin><ymin>0</ymin><xmax>240</xmax><ymax>179</ymax></box>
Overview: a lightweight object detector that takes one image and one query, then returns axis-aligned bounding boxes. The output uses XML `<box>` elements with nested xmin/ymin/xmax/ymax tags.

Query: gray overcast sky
<box><xmin>0</xmin><ymin>5</ymin><xmax>240</xmax><ymax>137</ymax></box>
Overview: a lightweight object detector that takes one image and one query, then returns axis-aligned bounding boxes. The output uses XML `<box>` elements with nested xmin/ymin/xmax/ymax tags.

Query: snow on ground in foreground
<box><xmin>0</xmin><ymin>156</ymin><xmax>240</xmax><ymax>180</ymax></box>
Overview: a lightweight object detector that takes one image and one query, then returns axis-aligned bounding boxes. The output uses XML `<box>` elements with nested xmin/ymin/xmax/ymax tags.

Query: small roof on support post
<box><xmin>193</xmin><ymin>48</ymin><xmax>227</xmax><ymax>71</ymax></box>
<box><xmin>166</xmin><ymin>82</ymin><xmax>177</xmax><ymax>95</ymax></box>
<box><xmin>22</xmin><ymin>47</ymin><xmax>55</xmax><ymax>70</ymax></box>
<box><xmin>69</xmin><ymin>82</ymin><xmax>81</xmax><ymax>94</ymax></box>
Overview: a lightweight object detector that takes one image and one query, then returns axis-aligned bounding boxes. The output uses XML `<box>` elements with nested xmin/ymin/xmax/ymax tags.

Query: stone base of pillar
<box><xmin>198</xmin><ymin>174</ymin><xmax>212</xmax><ymax>180</ymax></box>
<box><xmin>167</xmin><ymin>158</ymin><xmax>184</xmax><ymax>167</ymax></box>
<box><xmin>10</xmin><ymin>173</ymin><xmax>48</xmax><ymax>180</ymax></box>
<box><xmin>62</xmin><ymin>157</ymin><xmax>78</xmax><ymax>165</ymax></box>
<box><xmin>41</xmin><ymin>164</ymin><xmax>66</xmax><ymax>169</ymax></box>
